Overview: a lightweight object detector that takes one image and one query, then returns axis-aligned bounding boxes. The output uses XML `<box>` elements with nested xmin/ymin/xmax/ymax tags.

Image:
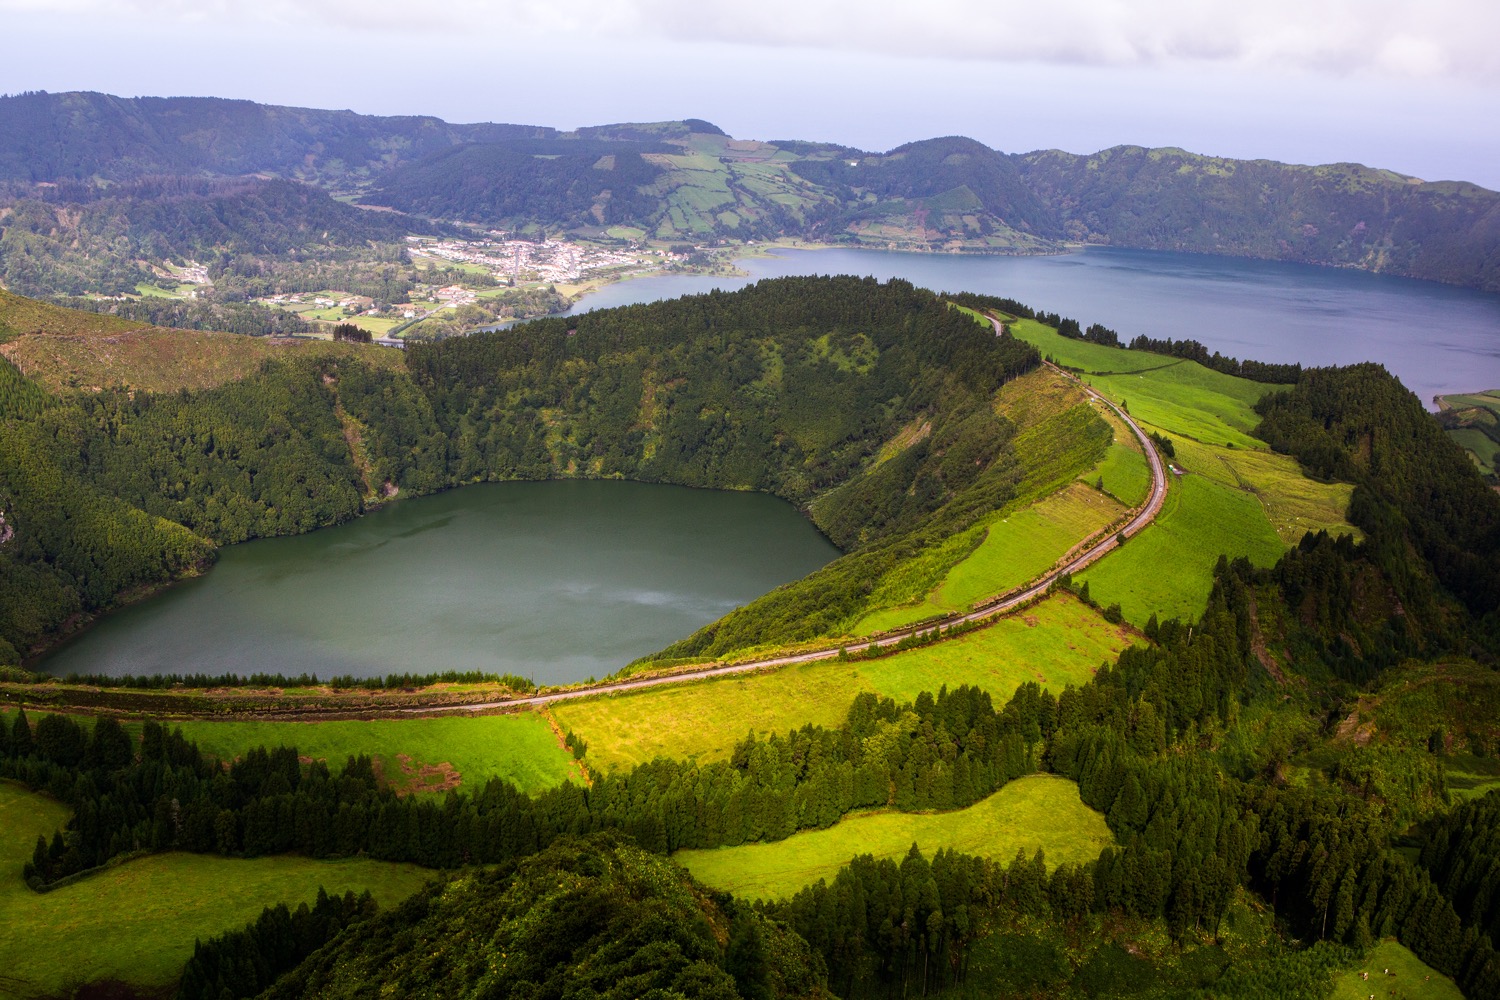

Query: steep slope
<box><xmin>1019</xmin><ymin>145</ymin><xmax>1500</xmax><ymax>290</ymax></box>
<box><xmin>0</xmin><ymin>176</ymin><xmax>439</xmax><ymax>297</ymax></box>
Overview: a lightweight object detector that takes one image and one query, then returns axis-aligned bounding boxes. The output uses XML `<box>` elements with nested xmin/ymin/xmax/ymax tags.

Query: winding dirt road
<box><xmin>422</xmin><ymin>347</ymin><xmax>1168</xmax><ymax>714</ymax></box>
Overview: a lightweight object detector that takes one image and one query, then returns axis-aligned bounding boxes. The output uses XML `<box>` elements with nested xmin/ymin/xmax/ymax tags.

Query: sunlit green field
<box><xmin>856</xmin><ymin>592</ymin><xmax>1138</xmax><ymax>704</ymax></box>
<box><xmin>553</xmin><ymin>594</ymin><xmax>1137</xmax><ymax>772</ymax></box>
<box><xmin>1079</xmin><ymin>472</ymin><xmax>1286</xmax><ymax>625</ymax></box>
<box><xmin>0</xmin><ymin>781</ymin><xmax>431</xmax><ymax>995</ymax></box>
<box><xmin>675</xmin><ymin>774</ymin><xmax>1112</xmax><ymax>901</ymax></box>
<box><xmin>858</xmin><ymin>482</ymin><xmax>1125</xmax><ymax>633</ymax></box>
<box><xmin>1090</xmin><ymin>441</ymin><xmax>1152</xmax><ymax>506</ymax></box>
<box><xmin>1011</xmin><ymin>319</ymin><xmax>1280</xmax><ymax>447</ymax></box>
<box><xmin>1329</xmin><ymin>939</ymin><xmax>1462</xmax><ymax>1000</ymax></box>
<box><xmin>1002</xmin><ymin>319</ymin><xmax>1356</xmax><ymax>622</ymax></box>
<box><xmin>1165</xmin><ymin>432</ymin><xmax>1358</xmax><ymax>543</ymax></box>
<box><xmin>172</xmin><ymin>711</ymin><xmax>580</xmax><ymax>795</ymax></box>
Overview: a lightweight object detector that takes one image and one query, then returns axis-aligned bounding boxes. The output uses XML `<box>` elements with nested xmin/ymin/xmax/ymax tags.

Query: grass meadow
<box><xmin>1079</xmin><ymin>472</ymin><xmax>1286</xmax><ymax>626</ymax></box>
<box><xmin>1329</xmin><ymin>939</ymin><xmax>1463</xmax><ymax>1000</ymax></box>
<box><xmin>1091</xmin><ymin>441</ymin><xmax>1152</xmax><ymax>506</ymax></box>
<box><xmin>857</xmin><ymin>483</ymin><xmax>1125</xmax><ymax>634</ymax></box>
<box><xmin>172</xmin><ymin>711</ymin><xmax>580</xmax><ymax>795</ymax></box>
<box><xmin>0</xmin><ymin>781</ymin><xmax>431</xmax><ymax>995</ymax></box>
<box><xmin>554</xmin><ymin>594</ymin><xmax>1137</xmax><ymax>772</ymax></box>
<box><xmin>1166</xmin><ymin>432</ymin><xmax>1357</xmax><ymax>544</ymax></box>
<box><xmin>994</xmin><ymin>321</ymin><xmax>1357</xmax><ymax>623</ymax></box>
<box><xmin>674</xmin><ymin>774</ymin><xmax>1112</xmax><ymax>901</ymax></box>
<box><xmin>1010</xmin><ymin>319</ymin><xmax>1281</xmax><ymax>448</ymax></box>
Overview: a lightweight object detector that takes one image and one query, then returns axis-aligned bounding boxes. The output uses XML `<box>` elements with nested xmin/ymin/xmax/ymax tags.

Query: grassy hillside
<box><xmin>0</xmin><ymin>781</ymin><xmax>431</xmax><ymax>995</ymax></box>
<box><xmin>171</xmin><ymin>712</ymin><xmax>582</xmax><ymax>796</ymax></box>
<box><xmin>1329</xmin><ymin>940</ymin><xmax>1464</xmax><ymax>1000</ymax></box>
<box><xmin>0</xmin><ymin>287</ymin><xmax>403</xmax><ymax>393</ymax></box>
<box><xmin>856</xmin><ymin>481</ymin><xmax>1125</xmax><ymax>632</ymax></box>
<box><xmin>855</xmin><ymin>367</ymin><xmax>1146</xmax><ymax>633</ymax></box>
<box><xmin>552</xmin><ymin>593</ymin><xmax>1136</xmax><ymax>772</ymax></box>
<box><xmin>675</xmin><ymin>774</ymin><xmax>1111</xmax><ymax>901</ymax></box>
<box><xmin>1013</xmin><ymin>318</ymin><xmax>1276</xmax><ymax>446</ymax></box>
<box><xmin>1008</xmin><ymin>316</ymin><xmax>1359</xmax><ymax>624</ymax></box>
<box><xmin>1080</xmin><ymin>471</ymin><xmax>1286</xmax><ymax>625</ymax></box>
<box><xmin>1436</xmin><ymin>389</ymin><xmax>1500</xmax><ymax>482</ymax></box>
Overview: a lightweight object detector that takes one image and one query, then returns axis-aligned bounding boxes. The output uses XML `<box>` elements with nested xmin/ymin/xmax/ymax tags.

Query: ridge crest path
<box><xmin>423</xmin><ymin>336</ymin><xmax>1168</xmax><ymax>714</ymax></box>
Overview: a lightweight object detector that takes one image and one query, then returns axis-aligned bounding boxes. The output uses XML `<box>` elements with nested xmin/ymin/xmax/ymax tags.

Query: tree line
<box><xmin>5</xmin><ymin>511</ymin><xmax>1499</xmax><ymax>996</ymax></box>
<box><xmin>1</xmin><ymin>681</ymin><xmax>1048</xmax><ymax>889</ymax></box>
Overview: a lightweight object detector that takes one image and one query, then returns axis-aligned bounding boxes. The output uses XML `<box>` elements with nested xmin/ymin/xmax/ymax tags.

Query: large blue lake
<box><xmin>571</xmin><ymin>247</ymin><xmax>1500</xmax><ymax>406</ymax></box>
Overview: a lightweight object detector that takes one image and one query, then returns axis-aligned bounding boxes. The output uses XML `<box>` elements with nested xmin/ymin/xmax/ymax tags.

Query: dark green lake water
<box><xmin>40</xmin><ymin>481</ymin><xmax>839</xmax><ymax>684</ymax></box>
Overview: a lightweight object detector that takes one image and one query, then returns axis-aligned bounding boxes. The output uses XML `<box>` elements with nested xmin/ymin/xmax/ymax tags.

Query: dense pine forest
<box><xmin>3</xmin><ymin>278</ymin><xmax>1500</xmax><ymax>998</ymax></box>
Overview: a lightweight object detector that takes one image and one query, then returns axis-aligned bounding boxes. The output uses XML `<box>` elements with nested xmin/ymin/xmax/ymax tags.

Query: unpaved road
<box><xmin>422</xmin><ymin>349</ymin><xmax>1168</xmax><ymax>714</ymax></box>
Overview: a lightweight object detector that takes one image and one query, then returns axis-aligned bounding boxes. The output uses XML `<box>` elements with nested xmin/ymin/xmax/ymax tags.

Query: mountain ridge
<box><xmin>1</xmin><ymin>91</ymin><xmax>1498</xmax><ymax>292</ymax></box>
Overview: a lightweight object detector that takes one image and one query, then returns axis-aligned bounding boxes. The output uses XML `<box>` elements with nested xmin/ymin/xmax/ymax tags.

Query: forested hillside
<box><xmin>0</xmin><ymin>91</ymin><xmax>551</xmax><ymax>185</ymax></box>
<box><xmin>367</xmin><ymin>140</ymin><xmax>670</xmax><ymax>227</ymax></box>
<box><xmin>1256</xmin><ymin>363</ymin><xmax>1500</xmax><ymax>627</ymax></box>
<box><xmin>1017</xmin><ymin>146</ymin><xmax>1500</xmax><ymax>291</ymax></box>
<box><xmin>0</xmin><ymin>277</ymin><xmax>1046</xmax><ymax>660</ymax></box>
<box><xmin>0</xmin><ymin>176</ymin><xmax>438</xmax><ymax>297</ymax></box>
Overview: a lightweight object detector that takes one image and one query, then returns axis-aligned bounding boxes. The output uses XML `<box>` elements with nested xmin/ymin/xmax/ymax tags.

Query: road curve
<box><xmin>419</xmin><ymin>342</ymin><xmax>1169</xmax><ymax>714</ymax></box>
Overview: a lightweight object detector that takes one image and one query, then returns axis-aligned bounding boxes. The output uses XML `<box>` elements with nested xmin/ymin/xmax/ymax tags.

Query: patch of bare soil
<box><xmin>1246</xmin><ymin>593</ymin><xmax>1287</xmax><ymax>686</ymax></box>
<box><xmin>372</xmin><ymin>754</ymin><xmax>462</xmax><ymax>796</ymax></box>
<box><xmin>1334</xmin><ymin>701</ymin><xmax>1376</xmax><ymax>746</ymax></box>
<box><xmin>541</xmin><ymin>708</ymin><xmax>592</xmax><ymax>785</ymax></box>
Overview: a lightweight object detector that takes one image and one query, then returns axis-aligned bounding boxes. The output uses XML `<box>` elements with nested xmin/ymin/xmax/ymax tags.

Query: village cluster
<box><xmin>406</xmin><ymin>234</ymin><xmax>643</xmax><ymax>284</ymax></box>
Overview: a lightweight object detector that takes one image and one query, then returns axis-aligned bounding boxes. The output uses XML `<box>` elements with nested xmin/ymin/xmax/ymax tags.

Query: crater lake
<box><xmin>39</xmin><ymin>480</ymin><xmax>840</xmax><ymax>685</ymax></box>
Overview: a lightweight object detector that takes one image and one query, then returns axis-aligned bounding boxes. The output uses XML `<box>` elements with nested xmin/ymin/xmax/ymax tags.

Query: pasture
<box><xmin>674</xmin><ymin>774</ymin><xmax>1112</xmax><ymax>901</ymax></box>
<box><xmin>172</xmin><ymin>711</ymin><xmax>580</xmax><ymax>795</ymax></box>
<box><xmin>1010</xmin><ymin>319</ymin><xmax>1281</xmax><ymax>448</ymax></box>
<box><xmin>0</xmin><ymin>781</ymin><xmax>431</xmax><ymax>995</ymax></box>
<box><xmin>1090</xmin><ymin>441</ymin><xmax>1152</xmax><ymax>506</ymax></box>
<box><xmin>857</xmin><ymin>482</ymin><xmax>1125</xmax><ymax>634</ymax></box>
<box><xmin>1329</xmin><ymin>939</ymin><xmax>1462</xmax><ymax>1000</ymax></box>
<box><xmin>1079</xmin><ymin>472</ymin><xmax>1286</xmax><ymax>626</ymax></box>
<box><xmin>553</xmin><ymin>594</ymin><xmax>1136</xmax><ymax>772</ymax></box>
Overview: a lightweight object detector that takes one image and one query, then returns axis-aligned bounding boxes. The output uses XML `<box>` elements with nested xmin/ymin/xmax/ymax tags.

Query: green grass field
<box><xmin>1011</xmin><ymin>320</ymin><xmax>1281</xmax><ymax>448</ymax></box>
<box><xmin>1080</xmin><ymin>472</ymin><xmax>1286</xmax><ymax>626</ymax></box>
<box><xmin>858</xmin><ymin>483</ymin><xmax>1125</xmax><ymax>633</ymax></box>
<box><xmin>172</xmin><ymin>711</ymin><xmax>580</xmax><ymax>795</ymax></box>
<box><xmin>1329</xmin><ymin>939</ymin><xmax>1462</xmax><ymax>1000</ymax></box>
<box><xmin>936</xmin><ymin>484</ymin><xmax>1124</xmax><ymax>610</ymax></box>
<box><xmin>1166</xmin><ymin>432</ymin><xmax>1357</xmax><ymax>543</ymax></box>
<box><xmin>997</xmin><ymin>322</ymin><xmax>1355</xmax><ymax>623</ymax></box>
<box><xmin>857</xmin><ymin>592</ymin><xmax>1137</xmax><ymax>704</ymax></box>
<box><xmin>674</xmin><ymin>774</ymin><xmax>1112</xmax><ymax>901</ymax></box>
<box><xmin>0</xmin><ymin>781</ymin><xmax>431</xmax><ymax>995</ymax></box>
<box><xmin>1090</xmin><ymin>441</ymin><xmax>1152</xmax><ymax>506</ymax></box>
<box><xmin>553</xmin><ymin>594</ymin><xmax>1137</xmax><ymax>772</ymax></box>
<box><xmin>1450</xmin><ymin>427</ymin><xmax>1500</xmax><ymax>476</ymax></box>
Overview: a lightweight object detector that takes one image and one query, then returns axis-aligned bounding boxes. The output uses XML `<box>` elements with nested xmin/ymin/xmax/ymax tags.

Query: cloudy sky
<box><xmin>4</xmin><ymin>0</ymin><xmax>1498</xmax><ymax>188</ymax></box>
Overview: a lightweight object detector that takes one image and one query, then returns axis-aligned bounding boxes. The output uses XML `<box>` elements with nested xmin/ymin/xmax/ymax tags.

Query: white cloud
<box><xmin>8</xmin><ymin>0</ymin><xmax>1490</xmax><ymax>84</ymax></box>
